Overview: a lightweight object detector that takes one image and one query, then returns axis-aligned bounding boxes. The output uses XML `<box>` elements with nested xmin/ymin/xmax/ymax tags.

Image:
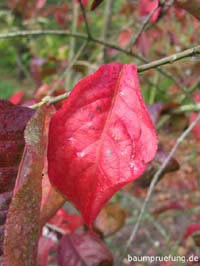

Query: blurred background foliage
<box><xmin>0</xmin><ymin>0</ymin><xmax>199</xmax><ymax>104</ymax></box>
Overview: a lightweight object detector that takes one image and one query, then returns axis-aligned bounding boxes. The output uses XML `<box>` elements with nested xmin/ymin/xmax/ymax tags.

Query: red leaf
<box><xmin>47</xmin><ymin>63</ymin><xmax>158</xmax><ymax>226</ymax></box>
<box><xmin>9</xmin><ymin>90</ymin><xmax>24</xmax><ymax>105</ymax></box>
<box><xmin>139</xmin><ymin>0</ymin><xmax>160</xmax><ymax>22</ymax></box>
<box><xmin>48</xmin><ymin>208</ymin><xmax>84</xmax><ymax>234</ymax></box>
<box><xmin>3</xmin><ymin>106</ymin><xmax>48</xmax><ymax>266</ymax></box>
<box><xmin>58</xmin><ymin>231</ymin><xmax>113</xmax><ymax>266</ymax></box>
<box><xmin>183</xmin><ymin>224</ymin><xmax>200</xmax><ymax>240</ymax></box>
<box><xmin>91</xmin><ymin>0</ymin><xmax>104</xmax><ymax>10</ymax></box>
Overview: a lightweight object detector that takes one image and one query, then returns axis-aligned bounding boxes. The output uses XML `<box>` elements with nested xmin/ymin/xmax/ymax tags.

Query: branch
<box><xmin>122</xmin><ymin>112</ymin><xmax>200</xmax><ymax>257</ymax></box>
<box><xmin>137</xmin><ymin>45</ymin><xmax>200</xmax><ymax>72</ymax></box>
<box><xmin>0</xmin><ymin>29</ymin><xmax>199</xmax><ymax>102</ymax></box>
<box><xmin>27</xmin><ymin>42</ymin><xmax>199</xmax><ymax>107</ymax></box>
<box><xmin>1</xmin><ymin>30</ymin><xmax>199</xmax><ymax>71</ymax></box>
<box><xmin>0</xmin><ymin>29</ymin><xmax>143</xmax><ymax>61</ymax></box>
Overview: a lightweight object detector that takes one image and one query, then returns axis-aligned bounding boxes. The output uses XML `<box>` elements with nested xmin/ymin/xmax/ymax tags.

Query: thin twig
<box><xmin>31</xmin><ymin>92</ymin><xmax>70</xmax><ymax>109</ymax></box>
<box><xmin>122</xmin><ymin>113</ymin><xmax>200</xmax><ymax>257</ymax></box>
<box><xmin>101</xmin><ymin>0</ymin><xmax>115</xmax><ymax>62</ymax></box>
<box><xmin>126</xmin><ymin>5</ymin><xmax>159</xmax><ymax>50</ymax></box>
<box><xmin>65</xmin><ymin>2</ymin><xmax>79</xmax><ymax>88</ymax></box>
<box><xmin>48</xmin><ymin>41</ymin><xmax>87</xmax><ymax>95</ymax></box>
<box><xmin>78</xmin><ymin>0</ymin><xmax>91</xmax><ymax>38</ymax></box>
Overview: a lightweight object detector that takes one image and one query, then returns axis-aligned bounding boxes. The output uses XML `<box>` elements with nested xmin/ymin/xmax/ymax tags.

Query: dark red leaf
<box><xmin>91</xmin><ymin>0</ymin><xmax>104</xmax><ymax>10</ymax></box>
<box><xmin>0</xmin><ymin>100</ymin><xmax>34</xmax><ymax>193</ymax></box>
<box><xmin>58</xmin><ymin>231</ymin><xmax>113</xmax><ymax>266</ymax></box>
<box><xmin>3</xmin><ymin>106</ymin><xmax>48</xmax><ymax>266</ymax></box>
<box><xmin>48</xmin><ymin>63</ymin><xmax>158</xmax><ymax>226</ymax></box>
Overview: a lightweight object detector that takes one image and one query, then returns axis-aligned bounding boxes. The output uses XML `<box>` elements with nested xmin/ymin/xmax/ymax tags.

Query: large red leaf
<box><xmin>47</xmin><ymin>63</ymin><xmax>158</xmax><ymax>226</ymax></box>
<box><xmin>58</xmin><ymin>231</ymin><xmax>113</xmax><ymax>266</ymax></box>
